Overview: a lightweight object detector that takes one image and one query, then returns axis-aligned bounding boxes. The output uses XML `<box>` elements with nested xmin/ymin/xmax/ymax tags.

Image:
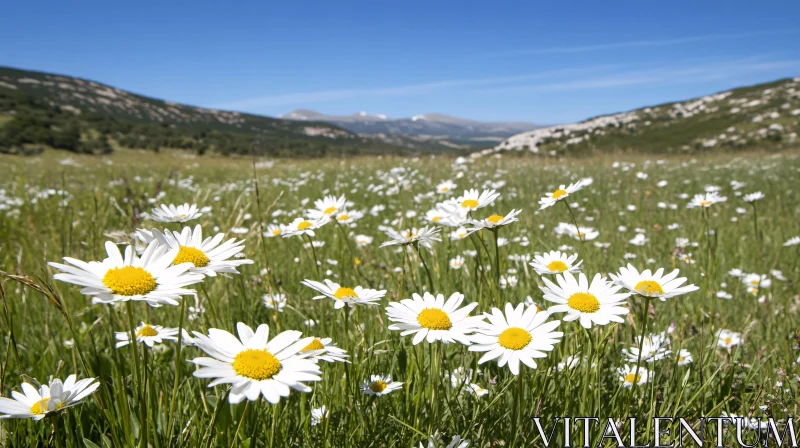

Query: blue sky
<box><xmin>2</xmin><ymin>0</ymin><xmax>800</xmax><ymax>123</ymax></box>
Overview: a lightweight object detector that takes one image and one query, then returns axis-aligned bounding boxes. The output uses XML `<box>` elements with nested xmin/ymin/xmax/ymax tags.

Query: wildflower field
<box><xmin>0</xmin><ymin>149</ymin><xmax>798</xmax><ymax>447</ymax></box>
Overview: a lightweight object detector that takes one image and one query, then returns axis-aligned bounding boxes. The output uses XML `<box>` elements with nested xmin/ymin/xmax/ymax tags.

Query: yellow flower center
<box><xmin>323</xmin><ymin>207</ymin><xmax>337</xmax><ymax>215</ymax></box>
<box><xmin>678</xmin><ymin>356</ymin><xmax>685</xmax><ymax>362</ymax></box>
<box><xmin>432</xmin><ymin>216</ymin><xmax>441</xmax><ymax>222</ymax></box>
<box><xmin>337</xmin><ymin>214</ymin><xmax>350</xmax><ymax>221</ymax></box>
<box><xmin>173</xmin><ymin>246</ymin><xmax>210</xmax><ymax>267</ymax></box>
<box><xmin>416</xmin><ymin>308</ymin><xmax>452</xmax><ymax>330</ymax></box>
<box><xmin>102</xmin><ymin>266</ymin><xmax>157</xmax><ymax>296</ymax></box>
<box><xmin>30</xmin><ymin>398</ymin><xmax>49</xmax><ymax>415</ymax></box>
<box><xmin>333</xmin><ymin>287</ymin><xmax>358</xmax><ymax>300</ymax></box>
<box><xmin>461</xmin><ymin>199</ymin><xmax>479</xmax><ymax>209</ymax></box>
<box><xmin>551</xmin><ymin>189</ymin><xmax>568</xmax><ymax>199</ymax></box>
<box><xmin>272</xmin><ymin>229</ymin><xmax>281</xmax><ymax>236</ymax></box>
<box><xmin>232</xmin><ymin>349</ymin><xmax>281</xmax><ymax>380</ymax></box>
<box><xmin>567</xmin><ymin>292</ymin><xmax>600</xmax><ymax>313</ymax></box>
<box><xmin>369</xmin><ymin>380</ymin><xmax>387</xmax><ymax>393</ymax></box>
<box><xmin>724</xmin><ymin>337</ymin><xmax>732</xmax><ymax>345</ymax></box>
<box><xmin>441</xmin><ymin>187</ymin><xmax>449</xmax><ymax>192</ymax></box>
<box><xmin>297</xmin><ymin>221</ymin><xmax>313</xmax><ymax>230</ymax></box>
<box><xmin>302</xmin><ymin>338</ymin><xmax>325</xmax><ymax>352</ymax></box>
<box><xmin>498</xmin><ymin>327</ymin><xmax>532</xmax><ymax>350</ymax></box>
<box><xmin>487</xmin><ymin>215</ymin><xmax>504</xmax><ymax>224</ymax></box>
<box><xmin>749</xmin><ymin>280</ymin><xmax>759</xmax><ymax>286</ymax></box>
<box><xmin>136</xmin><ymin>324</ymin><xmax>159</xmax><ymax>338</ymax></box>
<box><xmin>700</xmin><ymin>201</ymin><xmax>712</xmax><ymax>207</ymax></box>
<box><xmin>624</xmin><ymin>373</ymin><xmax>641</xmax><ymax>383</ymax></box>
<box><xmin>634</xmin><ymin>280</ymin><xmax>664</xmax><ymax>296</ymax></box>
<box><xmin>546</xmin><ymin>260</ymin><xmax>569</xmax><ymax>272</ymax></box>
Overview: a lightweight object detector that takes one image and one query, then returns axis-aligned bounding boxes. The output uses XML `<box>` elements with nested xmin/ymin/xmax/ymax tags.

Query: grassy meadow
<box><xmin>0</xmin><ymin>148</ymin><xmax>799</xmax><ymax>447</ymax></box>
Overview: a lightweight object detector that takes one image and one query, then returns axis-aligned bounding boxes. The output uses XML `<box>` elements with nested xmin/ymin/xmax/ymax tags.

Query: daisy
<box><xmin>263</xmin><ymin>224</ymin><xmax>284</xmax><ymax>238</ymax></box>
<box><xmin>618</xmin><ymin>365</ymin><xmax>652</xmax><ymax>388</ymax></box>
<box><xmin>610</xmin><ymin>264</ymin><xmax>699</xmax><ymax>301</ymax></box>
<box><xmin>354</xmin><ymin>235</ymin><xmax>373</xmax><ymax>247</ymax></box>
<box><xmin>469</xmin><ymin>303</ymin><xmax>563</xmax><ymax>375</ymax></box>
<box><xmin>300</xmin><ymin>279</ymin><xmax>386</xmax><ymax>309</ymax></box>
<box><xmin>386</xmin><ymin>292</ymin><xmax>480</xmax><ymax>345</ymax></box>
<box><xmin>687</xmin><ymin>192</ymin><xmax>727</xmax><ymax>208</ymax></box>
<box><xmin>455</xmin><ymin>189</ymin><xmax>500</xmax><ymax>212</ymax></box>
<box><xmin>361</xmin><ymin>374</ymin><xmax>403</xmax><ymax>397</ymax></box>
<box><xmin>425</xmin><ymin>208</ymin><xmax>448</xmax><ymax>225</ymax></box>
<box><xmin>335</xmin><ymin>209</ymin><xmax>364</xmax><ymax>225</ymax></box>
<box><xmin>717</xmin><ymin>329</ymin><xmax>742</xmax><ymax>349</ymax></box>
<box><xmin>450</xmin><ymin>226</ymin><xmax>478</xmax><ymax>241</ymax></box>
<box><xmin>420</xmin><ymin>432</ymin><xmax>471</xmax><ymax>448</ymax></box>
<box><xmin>311</xmin><ymin>405</ymin><xmax>329</xmax><ymax>426</ymax></box>
<box><xmin>741</xmin><ymin>273</ymin><xmax>771</xmax><ymax>291</ymax></box>
<box><xmin>379</xmin><ymin>226</ymin><xmax>441</xmax><ymax>249</ymax></box>
<box><xmin>449</xmin><ymin>256</ymin><xmax>465</xmax><ymax>270</ymax></box>
<box><xmin>48</xmin><ymin>241</ymin><xmax>204</xmax><ymax>307</ymax></box>
<box><xmin>743</xmin><ymin>192</ymin><xmax>765</xmax><ymax>203</ymax></box>
<box><xmin>147</xmin><ymin>225</ymin><xmax>253</xmax><ymax>277</ymax></box>
<box><xmin>621</xmin><ymin>335</ymin><xmax>672</xmax><ymax>363</ymax></box>
<box><xmin>263</xmin><ymin>294</ymin><xmax>287</xmax><ymax>312</ymax></box>
<box><xmin>529</xmin><ymin>250</ymin><xmax>583</xmax><ymax>275</ymax></box>
<box><xmin>0</xmin><ymin>376</ymin><xmax>99</xmax><ymax>420</ymax></box>
<box><xmin>146</xmin><ymin>203</ymin><xmax>203</xmax><ymax>223</ymax></box>
<box><xmin>282</xmin><ymin>216</ymin><xmax>331</xmax><ymax>238</ymax></box>
<box><xmin>467</xmin><ymin>383</ymin><xmax>489</xmax><ymax>397</ymax></box>
<box><xmin>115</xmin><ymin>322</ymin><xmax>179</xmax><ymax>348</ymax></box>
<box><xmin>436</xmin><ymin>180</ymin><xmax>457</xmax><ymax>194</ymax></box>
<box><xmin>469</xmin><ymin>209</ymin><xmax>522</xmax><ymax>229</ymax></box>
<box><xmin>190</xmin><ymin>323</ymin><xmax>321</xmax><ymax>404</ymax></box>
<box><xmin>308</xmin><ymin>194</ymin><xmax>347</xmax><ymax>219</ymax></box>
<box><xmin>784</xmin><ymin>236</ymin><xmax>800</xmax><ymax>247</ymax></box>
<box><xmin>538</xmin><ymin>181</ymin><xmax>584</xmax><ymax>210</ymax></box>
<box><xmin>499</xmin><ymin>275</ymin><xmax>518</xmax><ymax>289</ymax></box>
<box><xmin>539</xmin><ymin>272</ymin><xmax>630</xmax><ymax>329</ymax></box>
<box><xmin>299</xmin><ymin>337</ymin><xmax>349</xmax><ymax>363</ymax></box>
<box><xmin>554</xmin><ymin>222</ymin><xmax>599</xmax><ymax>241</ymax></box>
<box><xmin>676</xmin><ymin>349</ymin><xmax>693</xmax><ymax>366</ymax></box>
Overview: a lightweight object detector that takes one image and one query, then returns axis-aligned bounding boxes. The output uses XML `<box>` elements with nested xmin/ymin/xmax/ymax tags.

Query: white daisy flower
<box><xmin>454</xmin><ymin>189</ymin><xmax>500</xmax><ymax>212</ymax></box>
<box><xmin>539</xmin><ymin>272</ymin><xmax>630</xmax><ymax>329</ymax></box>
<box><xmin>467</xmin><ymin>383</ymin><xmax>489</xmax><ymax>397</ymax></box>
<box><xmin>311</xmin><ymin>405</ymin><xmax>329</xmax><ymax>426</ymax></box>
<box><xmin>361</xmin><ymin>374</ymin><xmax>403</xmax><ymax>397</ymax></box>
<box><xmin>676</xmin><ymin>349</ymin><xmax>693</xmax><ymax>366</ymax></box>
<box><xmin>300</xmin><ymin>279</ymin><xmax>386</xmax><ymax>309</ymax></box>
<box><xmin>379</xmin><ymin>226</ymin><xmax>441</xmax><ymax>248</ymax></box>
<box><xmin>190</xmin><ymin>323</ymin><xmax>321</xmax><ymax>404</ymax></box>
<box><xmin>618</xmin><ymin>365</ymin><xmax>652</xmax><ymax>388</ymax></box>
<box><xmin>386</xmin><ymin>292</ymin><xmax>480</xmax><ymax>345</ymax></box>
<box><xmin>308</xmin><ymin>195</ymin><xmax>347</xmax><ymax>219</ymax></box>
<box><xmin>420</xmin><ymin>431</ymin><xmax>471</xmax><ymax>448</ymax></box>
<box><xmin>48</xmin><ymin>241</ymin><xmax>204</xmax><ymax>307</ymax></box>
<box><xmin>717</xmin><ymin>329</ymin><xmax>742</xmax><ymax>349</ymax></box>
<box><xmin>784</xmin><ymin>236</ymin><xmax>800</xmax><ymax>247</ymax></box>
<box><xmin>529</xmin><ymin>250</ymin><xmax>583</xmax><ymax>275</ymax></box>
<box><xmin>0</xmin><ymin>376</ymin><xmax>99</xmax><ymax>420</ymax></box>
<box><xmin>115</xmin><ymin>322</ymin><xmax>179</xmax><ymax>348</ymax></box>
<box><xmin>298</xmin><ymin>337</ymin><xmax>349</xmax><ymax>363</ymax></box>
<box><xmin>687</xmin><ymin>192</ymin><xmax>727</xmax><ymax>208</ymax></box>
<box><xmin>335</xmin><ymin>209</ymin><xmax>364</xmax><ymax>225</ymax></box>
<box><xmin>621</xmin><ymin>334</ymin><xmax>672</xmax><ymax>363</ymax></box>
<box><xmin>449</xmin><ymin>256</ymin><xmax>465</xmax><ymax>270</ymax></box>
<box><xmin>263</xmin><ymin>294</ymin><xmax>287</xmax><ymax>312</ymax></box>
<box><xmin>610</xmin><ymin>264</ymin><xmax>699</xmax><ymax>301</ymax></box>
<box><xmin>469</xmin><ymin>209</ymin><xmax>522</xmax><ymax>229</ymax></box>
<box><xmin>554</xmin><ymin>222</ymin><xmax>599</xmax><ymax>241</ymax></box>
<box><xmin>146</xmin><ymin>225</ymin><xmax>253</xmax><ymax>277</ymax></box>
<box><xmin>146</xmin><ymin>203</ymin><xmax>203</xmax><ymax>223</ymax></box>
<box><xmin>538</xmin><ymin>181</ymin><xmax>584</xmax><ymax>210</ymax></box>
<box><xmin>741</xmin><ymin>273</ymin><xmax>771</xmax><ymax>291</ymax></box>
<box><xmin>354</xmin><ymin>234</ymin><xmax>373</xmax><ymax>247</ymax></box>
<box><xmin>436</xmin><ymin>180</ymin><xmax>457</xmax><ymax>194</ymax></box>
<box><xmin>282</xmin><ymin>216</ymin><xmax>331</xmax><ymax>238</ymax></box>
<box><xmin>263</xmin><ymin>224</ymin><xmax>285</xmax><ymax>238</ymax></box>
<box><xmin>743</xmin><ymin>192</ymin><xmax>765</xmax><ymax>203</ymax></box>
<box><xmin>450</xmin><ymin>226</ymin><xmax>478</xmax><ymax>241</ymax></box>
<box><xmin>469</xmin><ymin>303</ymin><xmax>563</xmax><ymax>375</ymax></box>
<box><xmin>499</xmin><ymin>275</ymin><xmax>518</xmax><ymax>289</ymax></box>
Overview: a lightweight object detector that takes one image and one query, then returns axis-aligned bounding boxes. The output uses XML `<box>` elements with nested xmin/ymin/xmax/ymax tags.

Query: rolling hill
<box><xmin>477</xmin><ymin>77</ymin><xmax>800</xmax><ymax>158</ymax></box>
<box><xmin>0</xmin><ymin>66</ymin><xmax>410</xmax><ymax>157</ymax></box>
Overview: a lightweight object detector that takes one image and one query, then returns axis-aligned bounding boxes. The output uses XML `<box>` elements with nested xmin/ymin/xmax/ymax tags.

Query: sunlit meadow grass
<box><xmin>0</xmin><ymin>149</ymin><xmax>798</xmax><ymax>447</ymax></box>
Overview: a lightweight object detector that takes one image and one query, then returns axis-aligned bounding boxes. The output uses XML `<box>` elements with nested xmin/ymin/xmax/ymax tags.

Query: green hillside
<box><xmin>0</xmin><ymin>66</ymin><xmax>409</xmax><ymax>157</ymax></box>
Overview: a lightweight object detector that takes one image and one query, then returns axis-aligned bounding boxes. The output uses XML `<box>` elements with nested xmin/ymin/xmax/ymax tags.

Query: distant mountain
<box><xmin>0</xmin><ymin>66</ymin><xmax>409</xmax><ymax>157</ymax></box>
<box><xmin>280</xmin><ymin>109</ymin><xmax>544</xmax><ymax>150</ymax></box>
<box><xmin>478</xmin><ymin>77</ymin><xmax>800</xmax><ymax>157</ymax></box>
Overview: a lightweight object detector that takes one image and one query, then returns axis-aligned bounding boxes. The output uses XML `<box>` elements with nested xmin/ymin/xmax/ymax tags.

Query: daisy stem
<box><xmin>124</xmin><ymin>301</ymin><xmax>144</xmax><ymax>436</ymax></box>
<box><xmin>166</xmin><ymin>296</ymin><xmax>188</xmax><ymax>441</ymax></box>
<box><xmin>415</xmin><ymin>243</ymin><xmax>435</xmax><ymax>293</ymax></box>
<box><xmin>492</xmin><ymin>228</ymin><xmax>501</xmax><ymax>290</ymax></box>
<box><xmin>751</xmin><ymin>203</ymin><xmax>761</xmax><ymax>245</ymax></box>
<box><xmin>563</xmin><ymin>200</ymin><xmax>584</xmax><ymax>243</ymax></box>
<box><xmin>305</xmin><ymin>234</ymin><xmax>321</xmax><ymax>276</ymax></box>
<box><xmin>142</xmin><ymin>345</ymin><xmax>150</xmax><ymax>448</ymax></box>
<box><xmin>626</xmin><ymin>296</ymin><xmax>651</xmax><ymax>410</ymax></box>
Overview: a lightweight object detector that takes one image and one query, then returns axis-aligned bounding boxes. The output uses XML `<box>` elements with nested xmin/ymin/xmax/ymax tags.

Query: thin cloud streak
<box><xmin>470</xmin><ymin>59</ymin><xmax>800</xmax><ymax>95</ymax></box>
<box><xmin>210</xmin><ymin>64</ymin><xmax>623</xmax><ymax>110</ymax></box>
<box><xmin>495</xmin><ymin>29</ymin><xmax>800</xmax><ymax>56</ymax></box>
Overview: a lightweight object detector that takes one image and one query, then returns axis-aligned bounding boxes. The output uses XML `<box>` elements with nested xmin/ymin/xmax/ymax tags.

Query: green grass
<box><xmin>0</xmin><ymin>149</ymin><xmax>798</xmax><ymax>447</ymax></box>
